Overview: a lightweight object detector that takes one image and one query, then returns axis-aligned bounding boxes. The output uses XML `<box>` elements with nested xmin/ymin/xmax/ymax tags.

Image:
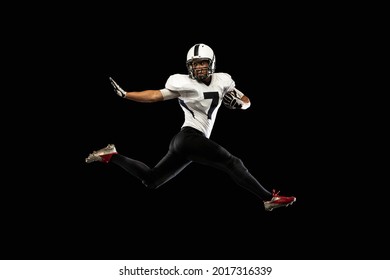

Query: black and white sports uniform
<box><xmin>110</xmin><ymin>73</ymin><xmax>273</xmax><ymax>201</ymax></box>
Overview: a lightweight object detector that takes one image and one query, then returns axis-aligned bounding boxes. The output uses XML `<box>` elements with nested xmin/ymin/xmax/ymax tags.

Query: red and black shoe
<box><xmin>85</xmin><ymin>144</ymin><xmax>118</xmax><ymax>163</ymax></box>
<box><xmin>263</xmin><ymin>189</ymin><xmax>296</xmax><ymax>211</ymax></box>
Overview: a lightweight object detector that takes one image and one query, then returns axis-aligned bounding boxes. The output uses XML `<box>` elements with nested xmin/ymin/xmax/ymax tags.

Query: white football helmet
<box><xmin>186</xmin><ymin>43</ymin><xmax>216</xmax><ymax>81</ymax></box>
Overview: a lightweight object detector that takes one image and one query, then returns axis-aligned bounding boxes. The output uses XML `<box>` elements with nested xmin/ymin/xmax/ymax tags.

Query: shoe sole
<box><xmin>85</xmin><ymin>155</ymin><xmax>102</xmax><ymax>163</ymax></box>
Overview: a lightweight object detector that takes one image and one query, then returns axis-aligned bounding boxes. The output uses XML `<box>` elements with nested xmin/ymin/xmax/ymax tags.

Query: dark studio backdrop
<box><xmin>3</xmin><ymin>5</ymin><xmax>386</xmax><ymax>261</ymax></box>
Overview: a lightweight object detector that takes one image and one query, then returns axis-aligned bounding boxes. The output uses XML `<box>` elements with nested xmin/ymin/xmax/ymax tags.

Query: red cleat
<box><xmin>85</xmin><ymin>144</ymin><xmax>117</xmax><ymax>163</ymax></box>
<box><xmin>263</xmin><ymin>189</ymin><xmax>296</xmax><ymax>211</ymax></box>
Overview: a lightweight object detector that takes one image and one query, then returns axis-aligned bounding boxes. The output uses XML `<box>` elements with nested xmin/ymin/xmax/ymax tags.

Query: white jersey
<box><xmin>160</xmin><ymin>73</ymin><xmax>236</xmax><ymax>138</ymax></box>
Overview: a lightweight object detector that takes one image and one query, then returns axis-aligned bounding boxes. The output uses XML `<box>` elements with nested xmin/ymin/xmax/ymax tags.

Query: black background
<box><xmin>3</xmin><ymin>4</ymin><xmax>386</xmax><ymax>260</ymax></box>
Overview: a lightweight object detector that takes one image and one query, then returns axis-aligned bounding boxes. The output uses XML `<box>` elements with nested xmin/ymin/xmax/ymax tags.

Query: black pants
<box><xmin>111</xmin><ymin>126</ymin><xmax>272</xmax><ymax>201</ymax></box>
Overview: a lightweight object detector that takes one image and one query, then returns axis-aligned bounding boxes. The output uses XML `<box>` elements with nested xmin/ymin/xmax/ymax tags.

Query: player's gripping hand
<box><xmin>109</xmin><ymin>77</ymin><xmax>126</xmax><ymax>98</ymax></box>
<box><xmin>223</xmin><ymin>90</ymin><xmax>245</xmax><ymax>109</ymax></box>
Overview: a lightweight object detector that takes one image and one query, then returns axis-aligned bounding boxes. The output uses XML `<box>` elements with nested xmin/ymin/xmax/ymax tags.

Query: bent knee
<box><xmin>229</xmin><ymin>156</ymin><xmax>248</xmax><ymax>172</ymax></box>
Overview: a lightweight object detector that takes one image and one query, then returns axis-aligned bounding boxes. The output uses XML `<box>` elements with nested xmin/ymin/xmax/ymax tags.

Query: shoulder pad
<box><xmin>213</xmin><ymin>73</ymin><xmax>235</xmax><ymax>90</ymax></box>
<box><xmin>165</xmin><ymin>74</ymin><xmax>193</xmax><ymax>91</ymax></box>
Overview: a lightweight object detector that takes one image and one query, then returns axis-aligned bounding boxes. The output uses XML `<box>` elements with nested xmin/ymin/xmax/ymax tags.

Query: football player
<box><xmin>86</xmin><ymin>43</ymin><xmax>296</xmax><ymax>211</ymax></box>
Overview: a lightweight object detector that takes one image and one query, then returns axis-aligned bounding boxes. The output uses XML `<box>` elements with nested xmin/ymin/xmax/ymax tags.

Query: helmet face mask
<box><xmin>186</xmin><ymin>43</ymin><xmax>216</xmax><ymax>81</ymax></box>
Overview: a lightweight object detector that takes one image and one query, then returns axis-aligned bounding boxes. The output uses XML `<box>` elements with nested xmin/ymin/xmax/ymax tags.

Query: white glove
<box><xmin>109</xmin><ymin>77</ymin><xmax>126</xmax><ymax>98</ymax></box>
<box><xmin>223</xmin><ymin>90</ymin><xmax>246</xmax><ymax>109</ymax></box>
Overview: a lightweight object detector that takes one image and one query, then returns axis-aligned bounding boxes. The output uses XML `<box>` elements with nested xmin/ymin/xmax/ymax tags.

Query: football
<box><xmin>222</xmin><ymin>90</ymin><xmax>241</xmax><ymax>109</ymax></box>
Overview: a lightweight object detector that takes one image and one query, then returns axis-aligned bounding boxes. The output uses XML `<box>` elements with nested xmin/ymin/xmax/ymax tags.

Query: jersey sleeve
<box><xmin>160</xmin><ymin>74</ymin><xmax>194</xmax><ymax>100</ymax></box>
<box><xmin>160</xmin><ymin>88</ymin><xmax>180</xmax><ymax>100</ymax></box>
<box><xmin>160</xmin><ymin>74</ymin><xmax>188</xmax><ymax>100</ymax></box>
<box><xmin>217</xmin><ymin>73</ymin><xmax>236</xmax><ymax>94</ymax></box>
<box><xmin>218</xmin><ymin>73</ymin><xmax>247</xmax><ymax>102</ymax></box>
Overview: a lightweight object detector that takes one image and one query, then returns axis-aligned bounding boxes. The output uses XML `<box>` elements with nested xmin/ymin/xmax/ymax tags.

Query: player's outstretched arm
<box><xmin>109</xmin><ymin>77</ymin><xmax>164</xmax><ymax>103</ymax></box>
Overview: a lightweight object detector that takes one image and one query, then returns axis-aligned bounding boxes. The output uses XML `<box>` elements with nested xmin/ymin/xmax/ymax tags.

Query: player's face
<box><xmin>191</xmin><ymin>59</ymin><xmax>209</xmax><ymax>81</ymax></box>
